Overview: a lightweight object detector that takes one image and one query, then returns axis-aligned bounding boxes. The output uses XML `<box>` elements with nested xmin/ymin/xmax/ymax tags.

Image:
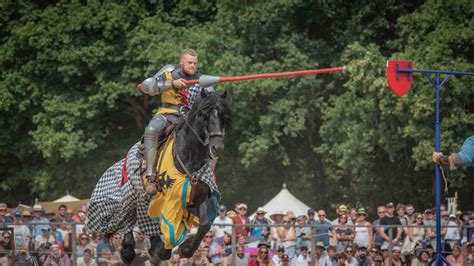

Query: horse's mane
<box><xmin>176</xmin><ymin>92</ymin><xmax>232</xmax><ymax>131</ymax></box>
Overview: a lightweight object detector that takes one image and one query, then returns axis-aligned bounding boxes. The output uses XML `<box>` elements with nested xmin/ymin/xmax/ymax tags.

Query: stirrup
<box><xmin>145</xmin><ymin>175</ymin><xmax>160</xmax><ymax>195</ymax></box>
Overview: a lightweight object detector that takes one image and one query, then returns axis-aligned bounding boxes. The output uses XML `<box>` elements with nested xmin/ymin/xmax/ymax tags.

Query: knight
<box><xmin>140</xmin><ymin>48</ymin><xmax>214</xmax><ymax>195</ymax></box>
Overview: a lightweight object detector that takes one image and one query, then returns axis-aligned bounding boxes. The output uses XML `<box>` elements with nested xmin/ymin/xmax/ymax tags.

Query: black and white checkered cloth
<box><xmin>86</xmin><ymin>143</ymin><xmax>161</xmax><ymax>236</ymax></box>
<box><xmin>194</xmin><ymin>159</ymin><xmax>220</xmax><ymax>200</ymax></box>
<box><xmin>87</xmin><ymin>142</ymin><xmax>220</xmax><ymax>237</ymax></box>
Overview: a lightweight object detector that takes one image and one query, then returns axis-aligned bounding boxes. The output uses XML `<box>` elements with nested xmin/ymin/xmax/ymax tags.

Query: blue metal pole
<box><xmin>434</xmin><ymin>73</ymin><xmax>443</xmax><ymax>266</ymax></box>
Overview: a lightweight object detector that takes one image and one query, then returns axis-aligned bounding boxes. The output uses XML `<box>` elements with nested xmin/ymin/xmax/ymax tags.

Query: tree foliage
<box><xmin>1</xmin><ymin>0</ymin><xmax>472</xmax><ymax>213</ymax></box>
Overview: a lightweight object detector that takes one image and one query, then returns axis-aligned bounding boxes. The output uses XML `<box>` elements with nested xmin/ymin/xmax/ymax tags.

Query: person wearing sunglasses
<box><xmin>353</xmin><ymin>208</ymin><xmax>373</xmax><ymax>251</ymax></box>
<box><xmin>202</xmin><ymin>232</ymin><xmax>227</xmax><ymax>265</ymax></box>
<box><xmin>368</xmin><ymin>248</ymin><xmax>379</xmax><ymax>265</ymax></box>
<box><xmin>0</xmin><ymin>203</ymin><xmax>12</xmax><ymax>226</ymax></box>
<box><xmin>294</xmin><ymin>245</ymin><xmax>310</xmax><ymax>266</ymax></box>
<box><xmin>257</xmin><ymin>243</ymin><xmax>275</xmax><ymax>266</ymax></box>
<box><xmin>333</xmin><ymin>214</ymin><xmax>354</xmax><ymax>252</ymax></box>
<box><xmin>404</xmin><ymin>213</ymin><xmax>425</xmax><ymax>254</ymax></box>
<box><xmin>343</xmin><ymin>246</ymin><xmax>357</xmax><ymax>266</ymax></box>
<box><xmin>277</xmin><ymin>215</ymin><xmax>297</xmax><ymax>259</ymax></box>
<box><xmin>76</xmin><ymin>233</ymin><xmax>93</xmax><ymax>259</ymax></box>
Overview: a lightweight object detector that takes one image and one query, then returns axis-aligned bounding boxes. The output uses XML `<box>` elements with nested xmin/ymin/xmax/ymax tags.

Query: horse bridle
<box><xmin>184</xmin><ymin>109</ymin><xmax>225</xmax><ymax>146</ymax></box>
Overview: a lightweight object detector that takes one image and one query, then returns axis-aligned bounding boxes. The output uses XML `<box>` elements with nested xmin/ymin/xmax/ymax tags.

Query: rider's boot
<box><xmin>143</xmin><ymin>115</ymin><xmax>168</xmax><ymax>195</ymax></box>
<box><xmin>120</xmin><ymin>231</ymin><xmax>136</xmax><ymax>265</ymax></box>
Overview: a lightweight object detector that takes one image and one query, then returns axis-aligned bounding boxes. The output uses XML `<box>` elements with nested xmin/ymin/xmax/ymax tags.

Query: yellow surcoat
<box><xmin>148</xmin><ymin>137</ymin><xmax>199</xmax><ymax>249</ymax></box>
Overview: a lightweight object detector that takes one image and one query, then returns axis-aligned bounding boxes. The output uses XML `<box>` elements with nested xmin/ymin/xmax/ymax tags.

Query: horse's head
<box><xmin>185</xmin><ymin>90</ymin><xmax>232</xmax><ymax>159</ymax></box>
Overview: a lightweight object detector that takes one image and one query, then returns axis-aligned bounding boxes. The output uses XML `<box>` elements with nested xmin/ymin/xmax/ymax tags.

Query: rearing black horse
<box><xmin>146</xmin><ymin>90</ymin><xmax>232</xmax><ymax>262</ymax></box>
<box><xmin>87</xmin><ymin>90</ymin><xmax>231</xmax><ymax>265</ymax></box>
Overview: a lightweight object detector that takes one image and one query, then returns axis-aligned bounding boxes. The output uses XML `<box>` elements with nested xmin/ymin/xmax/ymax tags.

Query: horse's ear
<box><xmin>221</xmin><ymin>91</ymin><xmax>227</xmax><ymax>99</ymax></box>
<box><xmin>200</xmin><ymin>88</ymin><xmax>208</xmax><ymax>99</ymax></box>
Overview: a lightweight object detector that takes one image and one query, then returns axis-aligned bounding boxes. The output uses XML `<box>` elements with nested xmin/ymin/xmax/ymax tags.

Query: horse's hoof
<box><xmin>149</xmin><ymin>254</ymin><xmax>162</xmax><ymax>265</ymax></box>
<box><xmin>120</xmin><ymin>247</ymin><xmax>136</xmax><ymax>265</ymax></box>
<box><xmin>122</xmin><ymin>232</ymin><xmax>135</xmax><ymax>248</ymax></box>
<box><xmin>178</xmin><ymin>242</ymin><xmax>194</xmax><ymax>258</ymax></box>
<box><xmin>158</xmin><ymin>248</ymin><xmax>171</xmax><ymax>260</ymax></box>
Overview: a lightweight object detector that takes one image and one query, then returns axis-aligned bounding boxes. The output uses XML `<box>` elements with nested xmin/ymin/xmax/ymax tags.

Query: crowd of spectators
<box><xmin>0</xmin><ymin>201</ymin><xmax>473</xmax><ymax>266</ymax></box>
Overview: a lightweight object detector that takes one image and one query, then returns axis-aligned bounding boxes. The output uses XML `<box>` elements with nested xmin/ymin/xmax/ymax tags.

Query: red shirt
<box><xmin>232</xmin><ymin>215</ymin><xmax>250</xmax><ymax>236</ymax></box>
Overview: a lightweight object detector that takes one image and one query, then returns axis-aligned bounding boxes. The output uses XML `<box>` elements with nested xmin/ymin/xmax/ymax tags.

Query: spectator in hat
<box><xmin>270</xmin><ymin>211</ymin><xmax>284</xmax><ymax>248</ymax></box>
<box><xmin>232</xmin><ymin>203</ymin><xmax>250</xmax><ymax>237</ymax></box>
<box><xmin>0</xmin><ymin>203</ymin><xmax>12</xmax><ymax>225</ymax></box>
<box><xmin>15</xmin><ymin>248</ymin><xmax>38</xmax><ymax>266</ymax></box>
<box><xmin>257</xmin><ymin>242</ymin><xmax>274</xmax><ymax>266</ymax></box>
<box><xmin>295</xmin><ymin>245</ymin><xmax>310</xmax><ymax>266</ymax></box>
<box><xmin>432</xmin><ymin>135</ymin><xmax>474</xmax><ymax>170</ymax></box>
<box><xmin>212</xmin><ymin>204</ymin><xmax>233</xmax><ymax>240</ymax></box>
<box><xmin>31</xmin><ymin>204</ymin><xmax>50</xmax><ymax>237</ymax></box>
<box><xmin>76</xmin><ymin>248</ymin><xmax>97</xmax><ymax>266</ymax></box>
<box><xmin>251</xmin><ymin>208</ymin><xmax>271</xmax><ymax>242</ymax></box>
<box><xmin>333</xmin><ymin>213</ymin><xmax>354</xmax><ymax>252</ymax></box>
<box><xmin>332</xmin><ymin>205</ymin><xmax>353</xmax><ymax>226</ymax></box>
<box><xmin>353</xmin><ymin>207</ymin><xmax>373</xmax><ymax>250</ymax></box>
<box><xmin>307</xmin><ymin>208</ymin><xmax>316</xmax><ymax>224</ymax></box>
<box><xmin>248</xmin><ymin>250</ymin><xmax>260</xmax><ymax>266</ymax></box>
<box><xmin>355</xmin><ymin>246</ymin><xmax>370</xmax><ymax>266</ymax></box>
<box><xmin>285</xmin><ymin>211</ymin><xmax>297</xmax><ymax>225</ymax></box>
<box><xmin>379</xmin><ymin>202</ymin><xmax>402</xmax><ymax>248</ymax></box>
<box><xmin>384</xmin><ymin>246</ymin><xmax>402</xmax><ymax>266</ymax></box>
<box><xmin>43</xmin><ymin>244</ymin><xmax>71</xmax><ymax>265</ymax></box>
<box><xmin>271</xmin><ymin>245</ymin><xmax>285</xmax><ymax>265</ymax></box>
<box><xmin>295</xmin><ymin>215</ymin><xmax>311</xmax><ymax>254</ymax></box>
<box><xmin>313</xmin><ymin>209</ymin><xmax>332</xmax><ymax>248</ymax></box>
<box><xmin>445</xmin><ymin>213</ymin><xmax>460</xmax><ymax>251</ymax></box>
<box><xmin>277</xmin><ymin>215</ymin><xmax>297</xmax><ymax>259</ymax></box>
<box><xmin>10</xmin><ymin>210</ymin><xmax>31</xmax><ymax>252</ymax></box>
<box><xmin>315</xmin><ymin>241</ymin><xmax>332</xmax><ymax>266</ymax></box>
<box><xmin>34</xmin><ymin>227</ymin><xmax>56</xmax><ymax>263</ymax></box>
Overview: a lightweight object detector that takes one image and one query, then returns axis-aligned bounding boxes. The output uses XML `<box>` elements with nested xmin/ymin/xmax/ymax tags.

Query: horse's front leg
<box><xmin>120</xmin><ymin>231</ymin><xmax>136</xmax><ymax>264</ymax></box>
<box><xmin>179</xmin><ymin>197</ymin><xmax>211</xmax><ymax>258</ymax></box>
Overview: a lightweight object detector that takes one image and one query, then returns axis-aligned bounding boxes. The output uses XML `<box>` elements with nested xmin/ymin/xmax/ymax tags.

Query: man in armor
<box><xmin>139</xmin><ymin>48</ymin><xmax>214</xmax><ymax>195</ymax></box>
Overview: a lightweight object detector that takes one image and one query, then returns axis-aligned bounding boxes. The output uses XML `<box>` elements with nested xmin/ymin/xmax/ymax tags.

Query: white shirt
<box><xmin>212</xmin><ymin>216</ymin><xmax>233</xmax><ymax>238</ymax></box>
<box><xmin>315</xmin><ymin>253</ymin><xmax>332</xmax><ymax>266</ymax></box>
<box><xmin>294</xmin><ymin>254</ymin><xmax>311</xmax><ymax>266</ymax></box>
<box><xmin>345</xmin><ymin>257</ymin><xmax>358</xmax><ymax>266</ymax></box>
<box><xmin>445</xmin><ymin>221</ymin><xmax>460</xmax><ymax>240</ymax></box>
<box><xmin>76</xmin><ymin>257</ymin><xmax>97</xmax><ymax>266</ymax></box>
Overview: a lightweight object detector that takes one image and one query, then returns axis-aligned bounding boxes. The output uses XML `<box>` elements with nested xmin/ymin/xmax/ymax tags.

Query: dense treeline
<box><xmin>1</xmin><ymin>0</ymin><xmax>473</xmax><ymax>213</ymax></box>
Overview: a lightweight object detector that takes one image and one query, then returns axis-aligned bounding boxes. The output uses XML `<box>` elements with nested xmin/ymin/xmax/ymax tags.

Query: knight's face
<box><xmin>180</xmin><ymin>54</ymin><xmax>197</xmax><ymax>75</ymax></box>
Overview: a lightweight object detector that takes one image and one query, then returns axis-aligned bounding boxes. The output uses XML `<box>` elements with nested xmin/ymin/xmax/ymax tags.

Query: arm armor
<box><xmin>140</xmin><ymin>64</ymin><xmax>176</xmax><ymax>96</ymax></box>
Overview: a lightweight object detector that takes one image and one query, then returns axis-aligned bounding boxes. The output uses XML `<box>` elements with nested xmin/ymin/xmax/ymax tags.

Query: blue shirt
<box><xmin>250</xmin><ymin>218</ymin><xmax>271</xmax><ymax>238</ymax></box>
<box><xmin>30</xmin><ymin>217</ymin><xmax>50</xmax><ymax>237</ymax></box>
<box><xmin>311</xmin><ymin>220</ymin><xmax>332</xmax><ymax>247</ymax></box>
<box><xmin>459</xmin><ymin>135</ymin><xmax>474</xmax><ymax>166</ymax></box>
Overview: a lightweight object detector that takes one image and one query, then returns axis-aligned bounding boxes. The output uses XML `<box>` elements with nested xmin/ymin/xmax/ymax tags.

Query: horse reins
<box><xmin>184</xmin><ymin>112</ymin><xmax>225</xmax><ymax>147</ymax></box>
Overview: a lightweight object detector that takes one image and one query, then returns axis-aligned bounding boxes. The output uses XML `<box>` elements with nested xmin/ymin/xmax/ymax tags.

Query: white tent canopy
<box><xmin>53</xmin><ymin>194</ymin><xmax>81</xmax><ymax>203</ymax></box>
<box><xmin>250</xmin><ymin>183</ymin><xmax>311</xmax><ymax>220</ymax></box>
